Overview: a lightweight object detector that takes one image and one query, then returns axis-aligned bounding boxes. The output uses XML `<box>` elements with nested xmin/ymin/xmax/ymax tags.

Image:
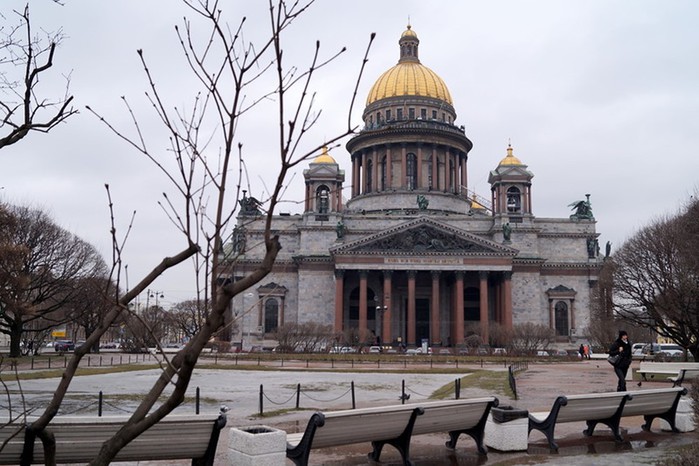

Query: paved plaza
<box><xmin>6</xmin><ymin>357</ymin><xmax>698</xmax><ymax>465</ymax></box>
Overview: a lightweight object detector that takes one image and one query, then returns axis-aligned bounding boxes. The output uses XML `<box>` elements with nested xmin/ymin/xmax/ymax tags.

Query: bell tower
<box><xmin>303</xmin><ymin>146</ymin><xmax>344</xmax><ymax>219</ymax></box>
<box><xmin>488</xmin><ymin>143</ymin><xmax>534</xmax><ymax>221</ymax></box>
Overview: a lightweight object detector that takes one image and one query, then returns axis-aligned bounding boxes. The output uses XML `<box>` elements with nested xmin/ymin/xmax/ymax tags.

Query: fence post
<box><xmin>259</xmin><ymin>384</ymin><xmax>264</xmax><ymax>416</ymax></box>
<box><xmin>31</xmin><ymin>358</ymin><xmax>34</xmax><ymax>370</ymax></box>
<box><xmin>196</xmin><ymin>386</ymin><xmax>201</xmax><ymax>414</ymax></box>
<box><xmin>401</xmin><ymin>379</ymin><xmax>406</xmax><ymax>404</ymax></box>
<box><xmin>88</xmin><ymin>356</ymin><xmax>91</xmax><ymax>367</ymax></box>
<box><xmin>296</xmin><ymin>384</ymin><xmax>301</xmax><ymax>409</ymax></box>
<box><xmin>48</xmin><ymin>357</ymin><xmax>51</xmax><ymax>369</ymax></box>
<box><xmin>98</xmin><ymin>391</ymin><xmax>103</xmax><ymax>416</ymax></box>
<box><xmin>351</xmin><ymin>381</ymin><xmax>356</xmax><ymax>409</ymax></box>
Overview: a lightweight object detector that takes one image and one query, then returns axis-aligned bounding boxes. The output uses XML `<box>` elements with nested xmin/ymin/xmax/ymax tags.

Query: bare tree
<box><xmin>0</xmin><ymin>4</ymin><xmax>76</xmax><ymax>150</ymax></box>
<box><xmin>274</xmin><ymin>322</ymin><xmax>333</xmax><ymax>353</ymax></box>
<box><xmin>612</xmin><ymin>195</ymin><xmax>699</xmax><ymax>361</ymax></box>
<box><xmin>510</xmin><ymin>322</ymin><xmax>556</xmax><ymax>355</ymax></box>
<box><xmin>23</xmin><ymin>1</ymin><xmax>371</xmax><ymax>464</ymax></box>
<box><xmin>0</xmin><ymin>203</ymin><xmax>106</xmax><ymax>357</ymax></box>
<box><xmin>66</xmin><ymin>275</ymin><xmax>118</xmax><ymax>353</ymax></box>
<box><xmin>169</xmin><ymin>298</ymin><xmax>209</xmax><ymax>341</ymax></box>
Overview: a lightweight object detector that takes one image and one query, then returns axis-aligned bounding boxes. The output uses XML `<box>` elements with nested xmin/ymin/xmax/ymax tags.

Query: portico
<box><xmin>331</xmin><ymin>217</ymin><xmax>516</xmax><ymax>346</ymax></box>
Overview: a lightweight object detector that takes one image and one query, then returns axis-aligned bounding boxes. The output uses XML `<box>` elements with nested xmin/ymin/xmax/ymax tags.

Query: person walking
<box><xmin>609</xmin><ymin>330</ymin><xmax>632</xmax><ymax>391</ymax></box>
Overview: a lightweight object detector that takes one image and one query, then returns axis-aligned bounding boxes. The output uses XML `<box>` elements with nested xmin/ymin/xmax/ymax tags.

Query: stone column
<box><xmin>407</xmin><ymin>270</ymin><xmax>416</xmax><ymax>345</ymax></box>
<box><xmin>503</xmin><ymin>271</ymin><xmax>513</xmax><ymax>329</ymax></box>
<box><xmin>455</xmin><ymin>272</ymin><xmax>465</xmax><ymax>345</ymax></box>
<box><xmin>401</xmin><ymin>145</ymin><xmax>407</xmax><ymax>189</ymax></box>
<box><xmin>386</xmin><ymin>144</ymin><xmax>393</xmax><ymax>189</ymax></box>
<box><xmin>570</xmin><ymin>299</ymin><xmax>576</xmax><ymax>331</ymax></box>
<box><xmin>361</xmin><ymin>151</ymin><xmax>368</xmax><ymax>194</ymax></box>
<box><xmin>479</xmin><ymin>271</ymin><xmax>489</xmax><ymax>345</ymax></box>
<box><xmin>359</xmin><ymin>271</ymin><xmax>368</xmax><ymax>342</ymax></box>
<box><xmin>431</xmin><ymin>271</ymin><xmax>440</xmax><ymax>344</ymax></box>
<box><xmin>372</xmin><ymin>148</ymin><xmax>379</xmax><ymax>193</ymax></box>
<box><xmin>417</xmin><ymin>144</ymin><xmax>423</xmax><ymax>189</ymax></box>
<box><xmin>383</xmin><ymin>271</ymin><xmax>393</xmax><ymax>344</ymax></box>
<box><xmin>352</xmin><ymin>153</ymin><xmax>359</xmax><ymax>197</ymax></box>
<box><xmin>431</xmin><ymin>145</ymin><xmax>438</xmax><ymax>190</ymax></box>
<box><xmin>461</xmin><ymin>152</ymin><xmax>467</xmax><ymax>193</ymax></box>
<box><xmin>334</xmin><ymin>270</ymin><xmax>344</xmax><ymax>333</ymax></box>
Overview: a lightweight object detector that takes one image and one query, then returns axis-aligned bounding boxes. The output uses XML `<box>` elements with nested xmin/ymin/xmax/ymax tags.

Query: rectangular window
<box><xmin>385</xmin><ymin>109</ymin><xmax>392</xmax><ymax>121</ymax></box>
<box><xmin>432</xmin><ymin>110</ymin><xmax>437</xmax><ymax>119</ymax></box>
<box><xmin>420</xmin><ymin>108</ymin><xmax>427</xmax><ymax>119</ymax></box>
<box><xmin>396</xmin><ymin>108</ymin><xmax>403</xmax><ymax>120</ymax></box>
<box><xmin>408</xmin><ymin>108</ymin><xmax>415</xmax><ymax>119</ymax></box>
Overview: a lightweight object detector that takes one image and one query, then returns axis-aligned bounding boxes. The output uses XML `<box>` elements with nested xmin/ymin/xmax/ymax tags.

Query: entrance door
<box><xmin>415</xmin><ymin>298</ymin><xmax>430</xmax><ymax>344</ymax></box>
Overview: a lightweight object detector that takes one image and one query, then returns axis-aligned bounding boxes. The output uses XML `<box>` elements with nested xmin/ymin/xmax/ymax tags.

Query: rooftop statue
<box><xmin>569</xmin><ymin>194</ymin><xmax>594</xmax><ymax>220</ymax></box>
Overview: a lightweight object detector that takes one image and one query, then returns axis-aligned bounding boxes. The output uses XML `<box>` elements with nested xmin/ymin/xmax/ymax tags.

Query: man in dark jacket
<box><xmin>609</xmin><ymin>330</ymin><xmax>632</xmax><ymax>391</ymax></box>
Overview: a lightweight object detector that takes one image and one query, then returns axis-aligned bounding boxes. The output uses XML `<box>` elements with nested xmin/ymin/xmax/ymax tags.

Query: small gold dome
<box><xmin>366</xmin><ymin>26</ymin><xmax>452</xmax><ymax>106</ymax></box>
<box><xmin>498</xmin><ymin>143</ymin><xmax>524</xmax><ymax>166</ymax></box>
<box><xmin>313</xmin><ymin>146</ymin><xmax>336</xmax><ymax>164</ymax></box>
<box><xmin>401</xmin><ymin>24</ymin><xmax>418</xmax><ymax>38</ymax></box>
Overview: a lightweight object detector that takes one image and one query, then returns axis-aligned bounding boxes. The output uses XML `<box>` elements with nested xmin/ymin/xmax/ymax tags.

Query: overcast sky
<box><xmin>2</xmin><ymin>0</ymin><xmax>698</xmax><ymax>307</ymax></box>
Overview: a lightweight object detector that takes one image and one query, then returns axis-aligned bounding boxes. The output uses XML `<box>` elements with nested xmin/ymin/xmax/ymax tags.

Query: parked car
<box><xmin>54</xmin><ymin>340</ymin><xmax>75</xmax><ymax>352</ymax></box>
<box><xmin>642</xmin><ymin>343</ymin><xmax>683</xmax><ymax>357</ymax></box>
<box><xmin>368</xmin><ymin>346</ymin><xmax>382</xmax><ymax>353</ymax></box>
<box><xmin>536</xmin><ymin>350</ymin><xmax>550</xmax><ymax>357</ymax></box>
<box><xmin>632</xmin><ymin>343</ymin><xmax>647</xmax><ymax>356</ymax></box>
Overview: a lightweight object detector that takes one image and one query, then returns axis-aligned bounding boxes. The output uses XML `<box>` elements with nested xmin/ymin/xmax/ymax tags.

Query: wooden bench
<box><xmin>528</xmin><ymin>387</ymin><xmax>686</xmax><ymax>450</ymax></box>
<box><xmin>637</xmin><ymin>361</ymin><xmax>699</xmax><ymax>382</ymax></box>
<box><xmin>286</xmin><ymin>396</ymin><xmax>498</xmax><ymax>466</ymax></box>
<box><xmin>0</xmin><ymin>412</ymin><xmax>226</xmax><ymax>466</ymax></box>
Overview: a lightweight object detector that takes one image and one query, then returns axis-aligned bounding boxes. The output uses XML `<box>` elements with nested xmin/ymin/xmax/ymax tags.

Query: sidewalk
<box><xmin>251</xmin><ymin>359</ymin><xmax>697</xmax><ymax>465</ymax></box>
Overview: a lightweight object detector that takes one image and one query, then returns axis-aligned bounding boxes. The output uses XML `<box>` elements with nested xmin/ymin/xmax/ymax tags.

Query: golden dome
<box><xmin>366</xmin><ymin>26</ymin><xmax>453</xmax><ymax>106</ymax></box>
<box><xmin>498</xmin><ymin>143</ymin><xmax>524</xmax><ymax>166</ymax></box>
<box><xmin>312</xmin><ymin>146</ymin><xmax>336</xmax><ymax>164</ymax></box>
<box><xmin>401</xmin><ymin>24</ymin><xmax>418</xmax><ymax>38</ymax></box>
<box><xmin>366</xmin><ymin>63</ymin><xmax>453</xmax><ymax>106</ymax></box>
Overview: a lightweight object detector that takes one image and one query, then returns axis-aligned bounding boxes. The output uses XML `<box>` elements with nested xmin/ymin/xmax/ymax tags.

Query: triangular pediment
<box><xmin>331</xmin><ymin>217</ymin><xmax>517</xmax><ymax>256</ymax></box>
<box><xmin>305</xmin><ymin>164</ymin><xmax>341</xmax><ymax>177</ymax></box>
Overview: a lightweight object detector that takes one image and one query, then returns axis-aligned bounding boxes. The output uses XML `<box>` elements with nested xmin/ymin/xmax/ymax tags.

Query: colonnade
<box><xmin>334</xmin><ymin>269</ymin><xmax>513</xmax><ymax>347</ymax></box>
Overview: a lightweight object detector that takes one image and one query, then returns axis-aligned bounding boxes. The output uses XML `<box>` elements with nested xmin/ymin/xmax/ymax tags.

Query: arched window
<box><xmin>407</xmin><ymin>153</ymin><xmax>417</xmax><ymax>190</ymax></box>
<box><xmin>507</xmin><ymin>186</ymin><xmax>522</xmax><ymax>213</ymax></box>
<box><xmin>264</xmin><ymin>299</ymin><xmax>279</xmax><ymax>333</ymax></box>
<box><xmin>316</xmin><ymin>185</ymin><xmax>330</xmax><ymax>213</ymax></box>
<box><xmin>554</xmin><ymin>301</ymin><xmax>569</xmax><ymax>336</ymax></box>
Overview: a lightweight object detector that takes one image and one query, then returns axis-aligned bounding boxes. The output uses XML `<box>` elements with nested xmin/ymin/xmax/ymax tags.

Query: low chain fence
<box><xmin>258</xmin><ymin>378</ymin><xmax>464</xmax><ymax>415</ymax></box>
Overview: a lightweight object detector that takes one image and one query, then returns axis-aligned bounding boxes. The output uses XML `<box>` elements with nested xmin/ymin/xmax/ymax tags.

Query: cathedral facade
<box><xmin>222</xmin><ymin>26</ymin><xmax>601</xmax><ymax>350</ymax></box>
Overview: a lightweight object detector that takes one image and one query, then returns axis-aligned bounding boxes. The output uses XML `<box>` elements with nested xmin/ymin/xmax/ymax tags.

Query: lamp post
<box><xmin>241</xmin><ymin>292</ymin><xmax>254</xmax><ymax>351</ymax></box>
<box><xmin>375</xmin><ymin>304</ymin><xmax>387</xmax><ymax>346</ymax></box>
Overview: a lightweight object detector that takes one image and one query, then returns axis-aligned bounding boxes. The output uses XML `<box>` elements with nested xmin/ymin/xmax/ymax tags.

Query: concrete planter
<box><xmin>485</xmin><ymin>406</ymin><xmax>529</xmax><ymax>451</ymax></box>
<box><xmin>660</xmin><ymin>398</ymin><xmax>696</xmax><ymax>433</ymax></box>
<box><xmin>229</xmin><ymin>425</ymin><xmax>286</xmax><ymax>466</ymax></box>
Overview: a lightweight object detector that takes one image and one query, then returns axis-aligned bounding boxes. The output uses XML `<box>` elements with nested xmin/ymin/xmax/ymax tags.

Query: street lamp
<box><xmin>241</xmin><ymin>292</ymin><xmax>254</xmax><ymax>350</ymax></box>
<box><xmin>375</xmin><ymin>304</ymin><xmax>387</xmax><ymax>346</ymax></box>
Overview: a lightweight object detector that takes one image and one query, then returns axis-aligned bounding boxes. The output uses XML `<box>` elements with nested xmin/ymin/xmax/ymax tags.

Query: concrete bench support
<box><xmin>229</xmin><ymin>425</ymin><xmax>286</xmax><ymax>466</ymax></box>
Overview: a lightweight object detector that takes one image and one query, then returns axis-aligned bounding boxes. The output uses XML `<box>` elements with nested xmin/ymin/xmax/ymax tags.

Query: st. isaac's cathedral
<box><xmin>222</xmin><ymin>25</ymin><xmax>602</xmax><ymax>350</ymax></box>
